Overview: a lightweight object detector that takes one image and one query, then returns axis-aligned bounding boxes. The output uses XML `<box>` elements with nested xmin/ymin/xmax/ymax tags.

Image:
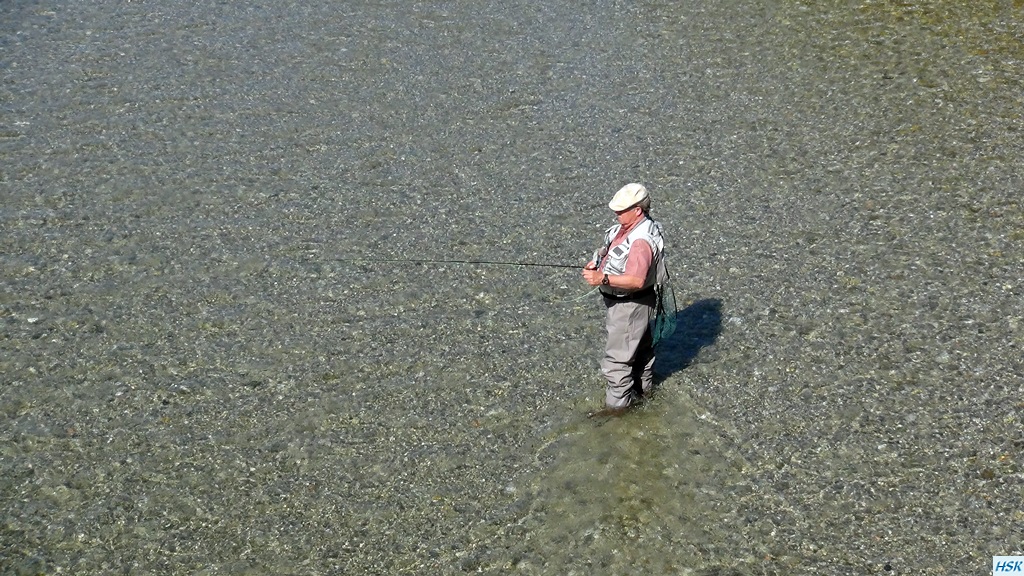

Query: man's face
<box><xmin>614</xmin><ymin>205</ymin><xmax>643</xmax><ymax>227</ymax></box>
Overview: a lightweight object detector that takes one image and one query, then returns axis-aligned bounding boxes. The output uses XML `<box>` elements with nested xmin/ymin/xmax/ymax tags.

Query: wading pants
<box><xmin>601</xmin><ymin>292</ymin><xmax>656</xmax><ymax>408</ymax></box>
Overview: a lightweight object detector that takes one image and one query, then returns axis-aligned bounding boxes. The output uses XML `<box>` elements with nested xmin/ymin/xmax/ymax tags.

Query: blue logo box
<box><xmin>994</xmin><ymin>557</ymin><xmax>1024</xmax><ymax>574</ymax></box>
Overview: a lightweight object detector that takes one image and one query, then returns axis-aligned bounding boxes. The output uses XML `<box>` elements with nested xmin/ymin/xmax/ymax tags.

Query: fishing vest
<box><xmin>596</xmin><ymin>217</ymin><xmax>668</xmax><ymax>298</ymax></box>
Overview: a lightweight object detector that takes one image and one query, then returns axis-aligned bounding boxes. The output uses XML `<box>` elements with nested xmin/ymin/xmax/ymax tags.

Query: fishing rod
<box><xmin>328</xmin><ymin>257</ymin><xmax>584</xmax><ymax>269</ymax></box>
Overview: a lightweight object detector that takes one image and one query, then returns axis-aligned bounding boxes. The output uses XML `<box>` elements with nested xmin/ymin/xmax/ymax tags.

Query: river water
<box><xmin>2</xmin><ymin>1</ymin><xmax>1022</xmax><ymax>574</ymax></box>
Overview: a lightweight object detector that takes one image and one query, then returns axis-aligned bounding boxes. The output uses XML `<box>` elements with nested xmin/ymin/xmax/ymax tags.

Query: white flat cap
<box><xmin>608</xmin><ymin>183</ymin><xmax>649</xmax><ymax>211</ymax></box>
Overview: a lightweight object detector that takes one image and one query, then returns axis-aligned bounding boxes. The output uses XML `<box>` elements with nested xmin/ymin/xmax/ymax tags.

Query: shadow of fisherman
<box><xmin>653</xmin><ymin>298</ymin><xmax>723</xmax><ymax>383</ymax></box>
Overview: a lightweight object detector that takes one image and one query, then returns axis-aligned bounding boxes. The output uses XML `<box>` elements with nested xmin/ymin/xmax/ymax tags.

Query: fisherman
<box><xmin>582</xmin><ymin>183</ymin><xmax>668</xmax><ymax>416</ymax></box>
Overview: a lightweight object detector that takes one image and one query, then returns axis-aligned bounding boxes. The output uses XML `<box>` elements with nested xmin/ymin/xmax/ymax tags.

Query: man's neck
<box><xmin>618</xmin><ymin>214</ymin><xmax>647</xmax><ymax>236</ymax></box>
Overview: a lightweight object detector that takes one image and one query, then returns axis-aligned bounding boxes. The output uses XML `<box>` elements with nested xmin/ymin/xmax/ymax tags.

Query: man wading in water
<box><xmin>582</xmin><ymin>183</ymin><xmax>668</xmax><ymax>417</ymax></box>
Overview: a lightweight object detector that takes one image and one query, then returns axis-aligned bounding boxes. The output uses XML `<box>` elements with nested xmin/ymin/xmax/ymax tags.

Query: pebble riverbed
<box><xmin>2</xmin><ymin>0</ymin><xmax>1022</xmax><ymax>574</ymax></box>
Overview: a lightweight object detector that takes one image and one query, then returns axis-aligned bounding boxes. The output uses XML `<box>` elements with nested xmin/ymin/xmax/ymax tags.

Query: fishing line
<box><xmin>328</xmin><ymin>257</ymin><xmax>584</xmax><ymax>269</ymax></box>
<box><xmin>323</xmin><ymin>256</ymin><xmax>600</xmax><ymax>304</ymax></box>
<box><xmin>545</xmin><ymin>287</ymin><xmax>601</xmax><ymax>304</ymax></box>
<box><xmin>532</xmin><ymin>268</ymin><xmax>603</xmax><ymax>304</ymax></box>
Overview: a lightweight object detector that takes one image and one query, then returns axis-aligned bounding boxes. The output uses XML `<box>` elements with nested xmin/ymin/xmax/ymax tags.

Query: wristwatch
<box><xmin>602</xmin><ymin>274</ymin><xmax>610</xmax><ymax>286</ymax></box>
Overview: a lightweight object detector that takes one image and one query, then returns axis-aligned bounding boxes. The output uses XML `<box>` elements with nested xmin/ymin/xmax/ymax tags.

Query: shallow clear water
<box><xmin>2</xmin><ymin>0</ymin><xmax>1022</xmax><ymax>574</ymax></box>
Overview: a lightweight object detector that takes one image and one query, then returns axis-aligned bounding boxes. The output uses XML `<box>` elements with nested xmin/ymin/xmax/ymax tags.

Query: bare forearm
<box><xmin>582</xmin><ymin>267</ymin><xmax>645</xmax><ymax>289</ymax></box>
<box><xmin>608</xmin><ymin>274</ymin><xmax>645</xmax><ymax>290</ymax></box>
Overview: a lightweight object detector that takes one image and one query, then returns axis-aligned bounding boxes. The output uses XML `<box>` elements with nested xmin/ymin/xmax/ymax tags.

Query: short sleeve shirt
<box><xmin>604</xmin><ymin>225</ymin><xmax>654</xmax><ymax>284</ymax></box>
